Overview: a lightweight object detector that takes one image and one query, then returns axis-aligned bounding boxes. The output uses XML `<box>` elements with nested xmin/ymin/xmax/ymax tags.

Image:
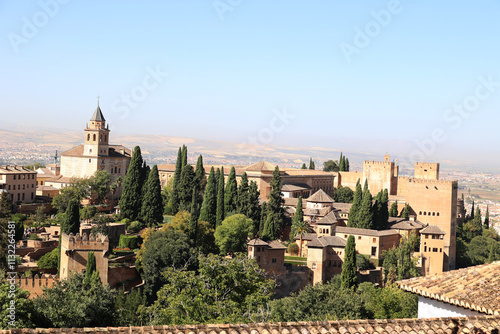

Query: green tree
<box><xmin>199</xmin><ymin>167</ymin><xmax>217</xmax><ymax>228</ymax></box>
<box><xmin>0</xmin><ymin>273</ymin><xmax>35</xmax><ymax>328</ymax></box>
<box><xmin>33</xmin><ymin>272</ymin><xmax>115</xmax><ymax>328</ymax></box>
<box><xmin>301</xmin><ymin>163</ymin><xmax>307</xmax><ymax>169</ymax></box>
<box><xmin>358</xmin><ymin>283</ymin><xmax>417</xmax><ymax>319</ymax></box>
<box><xmin>224</xmin><ymin>166</ymin><xmax>237</xmax><ymax>215</ymax></box>
<box><xmin>216</xmin><ymin>167</ymin><xmax>225</xmax><ymax>227</ymax></box>
<box><xmin>177</xmin><ymin>164</ymin><xmax>196</xmax><ymax>212</ymax></box>
<box><xmin>115</xmin><ymin>288</ymin><xmax>146</xmax><ymax>326</ymax></box>
<box><xmin>389</xmin><ymin>201</ymin><xmax>398</xmax><ymax>217</ymax></box>
<box><xmin>259</xmin><ymin>202</ymin><xmax>268</xmax><ymax>237</ymax></box>
<box><xmin>181</xmin><ymin>145</ymin><xmax>188</xmax><ymax>168</ymax></box>
<box><xmin>345</xmin><ymin>158</ymin><xmax>350</xmax><ymax>171</ymax></box>
<box><xmin>140</xmin><ymin>229</ymin><xmax>197</xmax><ymax>297</ymax></box>
<box><xmin>341</xmin><ymin>235</ymin><xmax>357</xmax><ymax>290</ymax></box>
<box><xmin>470</xmin><ymin>200</ymin><xmax>475</xmax><ymax>220</ymax></box>
<box><xmin>143</xmin><ymin>253</ymin><xmax>274</xmax><ymax>325</ymax></box>
<box><xmin>484</xmin><ymin>205</ymin><xmax>490</xmax><ymax>230</ymax></box>
<box><xmin>189</xmin><ymin>188</ymin><xmax>200</xmax><ymax>241</ymax></box>
<box><xmin>215</xmin><ymin>214</ymin><xmax>253</xmax><ymax>255</ymax></box>
<box><xmin>323</xmin><ymin>160</ymin><xmax>339</xmax><ymax>172</ymax></box>
<box><xmin>85</xmin><ymin>251</ymin><xmax>96</xmax><ymax>279</ymax></box>
<box><xmin>373</xmin><ymin>189</ymin><xmax>389</xmax><ymax>230</ymax></box>
<box><xmin>140</xmin><ymin>165</ymin><xmax>163</xmax><ymax>227</ymax></box>
<box><xmin>463</xmin><ymin>206</ymin><xmax>482</xmax><ymax>241</ymax></box>
<box><xmin>236</xmin><ymin>172</ymin><xmax>249</xmax><ymax>214</ymax></box>
<box><xmin>308</xmin><ymin>158</ymin><xmax>315</xmax><ymax>170</ymax></box>
<box><xmin>262</xmin><ymin>166</ymin><xmax>284</xmax><ymax>241</ymax></box>
<box><xmin>61</xmin><ymin>199</ymin><xmax>80</xmax><ymax>235</ymax></box>
<box><xmin>357</xmin><ymin>180</ymin><xmax>374</xmax><ymax>229</ymax></box>
<box><xmin>382</xmin><ymin>233</ymin><xmax>419</xmax><ymax>284</ymax></box>
<box><xmin>334</xmin><ymin>185</ymin><xmax>354</xmax><ymax>203</ymax></box>
<box><xmin>290</xmin><ymin>197</ymin><xmax>309</xmax><ymax>256</ymax></box>
<box><xmin>246</xmin><ymin>181</ymin><xmax>261</xmax><ymax>234</ymax></box>
<box><xmin>87</xmin><ymin>170</ymin><xmax>112</xmax><ymax>204</ymax></box>
<box><xmin>52</xmin><ymin>185</ymin><xmax>85</xmax><ymax>213</ymax></box>
<box><xmin>81</xmin><ymin>205</ymin><xmax>98</xmax><ymax>223</ymax></box>
<box><xmin>171</xmin><ymin>147</ymin><xmax>183</xmax><ymax>213</ymax></box>
<box><xmin>0</xmin><ymin>192</ymin><xmax>12</xmax><ymax>218</ymax></box>
<box><xmin>119</xmin><ymin>146</ymin><xmax>144</xmax><ymax>221</ymax></box>
<box><xmin>162</xmin><ymin>179</ymin><xmax>175</xmax><ymax>215</ymax></box>
<box><xmin>401</xmin><ymin>203</ymin><xmax>411</xmax><ymax>219</ymax></box>
<box><xmin>348</xmin><ymin>179</ymin><xmax>362</xmax><ymax>227</ymax></box>
<box><xmin>36</xmin><ymin>248</ymin><xmax>60</xmax><ymax>269</ymax></box>
<box><xmin>270</xmin><ymin>276</ymin><xmax>370</xmax><ymax>322</ymax></box>
<box><xmin>339</xmin><ymin>152</ymin><xmax>345</xmax><ymax>171</ymax></box>
<box><xmin>194</xmin><ymin>155</ymin><xmax>206</xmax><ymax>193</ymax></box>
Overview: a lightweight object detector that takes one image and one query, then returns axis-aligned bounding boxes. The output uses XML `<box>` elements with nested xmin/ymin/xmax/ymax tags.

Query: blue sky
<box><xmin>1</xmin><ymin>1</ymin><xmax>499</xmax><ymax>166</ymax></box>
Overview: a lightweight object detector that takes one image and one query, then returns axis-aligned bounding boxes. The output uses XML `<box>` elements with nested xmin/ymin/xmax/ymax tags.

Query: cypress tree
<box><xmin>484</xmin><ymin>206</ymin><xmax>490</xmax><ymax>230</ymax></box>
<box><xmin>236</xmin><ymin>172</ymin><xmax>249</xmax><ymax>213</ymax></box>
<box><xmin>345</xmin><ymin>158</ymin><xmax>350</xmax><ymax>171</ymax></box>
<box><xmin>373</xmin><ymin>190</ymin><xmax>383</xmax><ymax>229</ymax></box>
<box><xmin>120</xmin><ymin>146</ymin><xmax>144</xmax><ymax>220</ymax></box>
<box><xmin>199</xmin><ymin>167</ymin><xmax>217</xmax><ymax>228</ymax></box>
<box><xmin>389</xmin><ymin>201</ymin><xmax>398</xmax><ymax>217</ymax></box>
<box><xmin>357</xmin><ymin>180</ymin><xmax>374</xmax><ymax>229</ymax></box>
<box><xmin>177</xmin><ymin>164</ymin><xmax>196</xmax><ymax>211</ymax></box>
<box><xmin>216</xmin><ymin>167</ymin><xmax>225</xmax><ymax>227</ymax></box>
<box><xmin>62</xmin><ymin>199</ymin><xmax>80</xmax><ymax>235</ymax></box>
<box><xmin>341</xmin><ymin>235</ymin><xmax>357</xmax><ymax>290</ymax></box>
<box><xmin>470</xmin><ymin>200</ymin><xmax>475</xmax><ymax>220</ymax></box>
<box><xmin>380</xmin><ymin>189</ymin><xmax>389</xmax><ymax>228</ymax></box>
<box><xmin>309</xmin><ymin>158</ymin><xmax>315</xmax><ymax>170</ymax></box>
<box><xmin>189</xmin><ymin>187</ymin><xmax>200</xmax><ymax>241</ymax></box>
<box><xmin>214</xmin><ymin>168</ymin><xmax>220</xmax><ymax>198</ymax></box>
<box><xmin>172</xmin><ymin>147</ymin><xmax>182</xmax><ymax>188</ymax></box>
<box><xmin>181</xmin><ymin>145</ymin><xmax>188</xmax><ymax>169</ymax></box>
<box><xmin>195</xmin><ymin>155</ymin><xmax>206</xmax><ymax>193</ymax></box>
<box><xmin>247</xmin><ymin>180</ymin><xmax>261</xmax><ymax>234</ymax></box>
<box><xmin>301</xmin><ymin>163</ymin><xmax>307</xmax><ymax>169</ymax></box>
<box><xmin>85</xmin><ymin>251</ymin><xmax>96</xmax><ymax>278</ymax></box>
<box><xmin>348</xmin><ymin>179</ymin><xmax>362</xmax><ymax>227</ymax></box>
<box><xmin>262</xmin><ymin>166</ymin><xmax>284</xmax><ymax>241</ymax></box>
<box><xmin>140</xmin><ymin>165</ymin><xmax>163</xmax><ymax>227</ymax></box>
<box><xmin>224</xmin><ymin>166</ymin><xmax>237</xmax><ymax>215</ymax></box>
<box><xmin>339</xmin><ymin>153</ymin><xmax>345</xmax><ymax>172</ymax></box>
<box><xmin>259</xmin><ymin>202</ymin><xmax>268</xmax><ymax>237</ymax></box>
<box><xmin>401</xmin><ymin>203</ymin><xmax>411</xmax><ymax>219</ymax></box>
<box><xmin>291</xmin><ymin>196</ymin><xmax>304</xmax><ymax>227</ymax></box>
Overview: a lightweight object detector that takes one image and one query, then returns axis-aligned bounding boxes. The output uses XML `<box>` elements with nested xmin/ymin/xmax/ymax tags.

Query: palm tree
<box><xmin>291</xmin><ymin>220</ymin><xmax>311</xmax><ymax>257</ymax></box>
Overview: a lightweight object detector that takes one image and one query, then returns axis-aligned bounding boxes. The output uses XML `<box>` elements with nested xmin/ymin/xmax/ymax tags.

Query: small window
<box><xmin>13</xmin><ymin>175</ymin><xmax>16</xmax><ymax>180</ymax></box>
<box><xmin>373</xmin><ymin>238</ymin><xmax>376</xmax><ymax>243</ymax></box>
<box><xmin>22</xmin><ymin>193</ymin><xmax>25</xmax><ymax>200</ymax></box>
<box><xmin>257</xmin><ymin>247</ymin><xmax>260</xmax><ymax>252</ymax></box>
<box><xmin>424</xmin><ymin>246</ymin><xmax>427</xmax><ymax>252</ymax></box>
<box><xmin>358</xmin><ymin>236</ymin><xmax>361</xmax><ymax>240</ymax></box>
<box><xmin>440</xmin><ymin>248</ymin><xmax>442</xmax><ymax>252</ymax></box>
<box><xmin>425</xmin><ymin>235</ymin><xmax>429</xmax><ymax>239</ymax></box>
<box><xmin>93</xmin><ymin>134</ymin><xmax>96</xmax><ymax>141</ymax></box>
<box><xmin>344</xmin><ymin>235</ymin><xmax>348</xmax><ymax>238</ymax></box>
<box><xmin>89</xmin><ymin>159</ymin><xmax>91</xmax><ymax>163</ymax></box>
<box><xmin>371</xmin><ymin>247</ymin><xmax>377</xmax><ymax>256</ymax></box>
<box><xmin>437</xmin><ymin>212</ymin><xmax>440</xmax><ymax>216</ymax></box>
<box><xmin>272</xmin><ymin>258</ymin><xmax>277</xmax><ymax>263</ymax></box>
<box><xmin>433</xmin><ymin>248</ymin><xmax>438</xmax><ymax>252</ymax></box>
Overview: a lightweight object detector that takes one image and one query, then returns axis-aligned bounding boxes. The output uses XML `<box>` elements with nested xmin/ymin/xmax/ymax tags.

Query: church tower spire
<box><xmin>84</xmin><ymin>98</ymin><xmax>110</xmax><ymax>157</ymax></box>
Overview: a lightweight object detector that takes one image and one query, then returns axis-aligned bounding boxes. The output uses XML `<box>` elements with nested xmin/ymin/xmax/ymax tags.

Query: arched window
<box><xmin>87</xmin><ymin>134</ymin><xmax>90</xmax><ymax>141</ymax></box>
<box><xmin>93</xmin><ymin>134</ymin><xmax>96</xmax><ymax>141</ymax></box>
<box><xmin>89</xmin><ymin>149</ymin><xmax>92</xmax><ymax>154</ymax></box>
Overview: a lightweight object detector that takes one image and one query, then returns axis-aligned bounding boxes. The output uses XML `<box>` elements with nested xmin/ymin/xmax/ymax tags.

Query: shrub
<box><xmin>356</xmin><ymin>253</ymin><xmax>375</xmax><ymax>270</ymax></box>
<box><xmin>29</xmin><ymin>233</ymin><xmax>42</xmax><ymax>240</ymax></box>
<box><xmin>127</xmin><ymin>220</ymin><xmax>144</xmax><ymax>233</ymax></box>
<box><xmin>119</xmin><ymin>235</ymin><xmax>141</xmax><ymax>250</ymax></box>
<box><xmin>37</xmin><ymin>248</ymin><xmax>60</xmax><ymax>269</ymax></box>
<box><xmin>287</xmin><ymin>242</ymin><xmax>299</xmax><ymax>255</ymax></box>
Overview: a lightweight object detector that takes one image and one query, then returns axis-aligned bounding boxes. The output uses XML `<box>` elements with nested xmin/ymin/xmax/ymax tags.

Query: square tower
<box><xmin>414</xmin><ymin>162</ymin><xmax>439</xmax><ymax>180</ymax></box>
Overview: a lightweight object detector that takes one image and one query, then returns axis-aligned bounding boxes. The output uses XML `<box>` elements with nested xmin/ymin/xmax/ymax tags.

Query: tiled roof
<box><xmin>90</xmin><ymin>104</ymin><xmax>106</xmax><ymax>121</ymax></box>
<box><xmin>420</xmin><ymin>225</ymin><xmax>446</xmax><ymax>235</ymax></box>
<box><xmin>316</xmin><ymin>211</ymin><xmax>339</xmax><ymax>225</ymax></box>
<box><xmin>307</xmin><ymin>189</ymin><xmax>334</xmax><ymax>203</ymax></box>
<box><xmin>284</xmin><ymin>197</ymin><xmax>307</xmax><ymax>208</ymax></box>
<box><xmin>332</xmin><ymin>202</ymin><xmax>352</xmax><ymax>213</ymax></box>
<box><xmin>245</xmin><ymin>161</ymin><xmax>276</xmax><ymax>172</ymax></box>
<box><xmin>0</xmin><ymin>165</ymin><xmax>37</xmax><ymax>174</ymax></box>
<box><xmin>294</xmin><ymin>232</ymin><xmax>317</xmax><ymax>241</ymax></box>
<box><xmin>307</xmin><ymin>235</ymin><xmax>347</xmax><ymax>248</ymax></box>
<box><xmin>282</xmin><ymin>183</ymin><xmax>311</xmax><ymax>192</ymax></box>
<box><xmin>248</xmin><ymin>238</ymin><xmax>286</xmax><ymax>250</ymax></box>
<box><xmin>5</xmin><ymin>316</ymin><xmax>500</xmax><ymax>334</ymax></box>
<box><xmin>398</xmin><ymin>261</ymin><xmax>500</xmax><ymax>315</ymax></box>
<box><xmin>388</xmin><ymin>218</ymin><xmax>425</xmax><ymax>230</ymax></box>
<box><xmin>45</xmin><ymin>175</ymin><xmax>73</xmax><ymax>184</ymax></box>
<box><xmin>36</xmin><ymin>185</ymin><xmax>58</xmax><ymax>191</ymax></box>
<box><xmin>60</xmin><ymin>144</ymin><xmax>85</xmax><ymax>157</ymax></box>
<box><xmin>335</xmin><ymin>226</ymin><xmax>400</xmax><ymax>237</ymax></box>
<box><xmin>36</xmin><ymin>167</ymin><xmax>56</xmax><ymax>177</ymax></box>
<box><xmin>304</xmin><ymin>208</ymin><xmax>331</xmax><ymax>217</ymax></box>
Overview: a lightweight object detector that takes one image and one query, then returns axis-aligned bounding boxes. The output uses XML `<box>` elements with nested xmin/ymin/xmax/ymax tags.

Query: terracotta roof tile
<box><xmin>419</xmin><ymin>225</ymin><xmax>445</xmax><ymax>235</ymax></box>
<box><xmin>335</xmin><ymin>226</ymin><xmax>400</xmax><ymax>237</ymax></box>
<box><xmin>307</xmin><ymin>235</ymin><xmax>347</xmax><ymax>248</ymax></box>
<box><xmin>316</xmin><ymin>211</ymin><xmax>339</xmax><ymax>225</ymax></box>
<box><xmin>307</xmin><ymin>189</ymin><xmax>334</xmax><ymax>203</ymax></box>
<box><xmin>282</xmin><ymin>183</ymin><xmax>311</xmax><ymax>192</ymax></box>
<box><xmin>398</xmin><ymin>261</ymin><xmax>500</xmax><ymax>315</ymax></box>
<box><xmin>4</xmin><ymin>316</ymin><xmax>500</xmax><ymax>334</ymax></box>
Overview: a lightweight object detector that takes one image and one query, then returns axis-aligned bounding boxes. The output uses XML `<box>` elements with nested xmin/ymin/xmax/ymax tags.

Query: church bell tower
<box><xmin>84</xmin><ymin>98</ymin><xmax>110</xmax><ymax>157</ymax></box>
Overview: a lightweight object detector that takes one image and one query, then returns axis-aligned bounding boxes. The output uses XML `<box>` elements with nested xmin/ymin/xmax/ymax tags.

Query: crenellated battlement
<box><xmin>364</xmin><ymin>160</ymin><xmax>393</xmax><ymax>166</ymax></box>
<box><xmin>60</xmin><ymin>233</ymin><xmax>108</xmax><ymax>251</ymax></box>
<box><xmin>11</xmin><ymin>274</ymin><xmax>59</xmax><ymax>298</ymax></box>
<box><xmin>415</xmin><ymin>162</ymin><xmax>439</xmax><ymax>167</ymax></box>
<box><xmin>407</xmin><ymin>178</ymin><xmax>457</xmax><ymax>186</ymax></box>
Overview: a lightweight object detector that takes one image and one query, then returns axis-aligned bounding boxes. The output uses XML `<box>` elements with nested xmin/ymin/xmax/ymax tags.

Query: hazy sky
<box><xmin>1</xmin><ymin>1</ymin><xmax>499</xmax><ymax>166</ymax></box>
